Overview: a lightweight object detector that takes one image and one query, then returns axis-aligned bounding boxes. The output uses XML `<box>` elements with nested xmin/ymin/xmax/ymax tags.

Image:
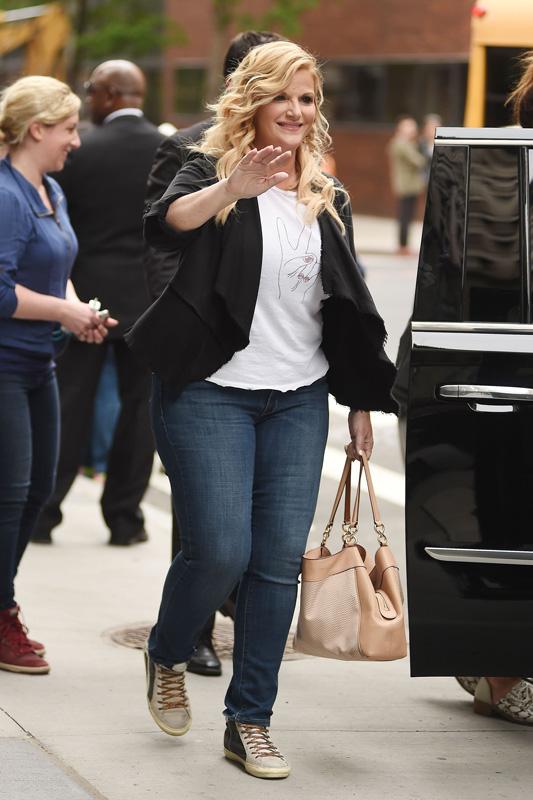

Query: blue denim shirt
<box><xmin>0</xmin><ymin>156</ymin><xmax>78</xmax><ymax>372</ymax></box>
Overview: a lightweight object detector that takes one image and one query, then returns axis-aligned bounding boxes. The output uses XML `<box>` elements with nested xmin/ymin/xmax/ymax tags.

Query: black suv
<box><xmin>406</xmin><ymin>127</ymin><xmax>533</xmax><ymax>676</ymax></box>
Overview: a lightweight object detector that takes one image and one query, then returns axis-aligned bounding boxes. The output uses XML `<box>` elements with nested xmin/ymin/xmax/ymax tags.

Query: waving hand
<box><xmin>226</xmin><ymin>146</ymin><xmax>291</xmax><ymax>200</ymax></box>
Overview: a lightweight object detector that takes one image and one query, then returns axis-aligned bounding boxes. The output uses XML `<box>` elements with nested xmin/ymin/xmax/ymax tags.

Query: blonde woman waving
<box><xmin>128</xmin><ymin>41</ymin><xmax>396</xmax><ymax>779</ymax></box>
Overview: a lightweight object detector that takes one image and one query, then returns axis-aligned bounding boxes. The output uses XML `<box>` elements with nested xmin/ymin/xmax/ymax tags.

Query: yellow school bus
<box><xmin>465</xmin><ymin>0</ymin><xmax>533</xmax><ymax>126</ymax></box>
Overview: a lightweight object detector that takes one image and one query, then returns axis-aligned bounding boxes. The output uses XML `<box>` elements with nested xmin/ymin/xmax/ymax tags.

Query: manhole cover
<box><xmin>105</xmin><ymin>617</ymin><xmax>303</xmax><ymax>660</ymax></box>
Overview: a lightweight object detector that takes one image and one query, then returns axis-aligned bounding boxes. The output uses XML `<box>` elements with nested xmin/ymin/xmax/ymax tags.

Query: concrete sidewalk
<box><xmin>1</xmin><ymin>472</ymin><xmax>531</xmax><ymax>800</ymax></box>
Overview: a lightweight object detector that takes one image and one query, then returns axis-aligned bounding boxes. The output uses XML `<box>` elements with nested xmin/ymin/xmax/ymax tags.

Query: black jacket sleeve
<box><xmin>143</xmin><ymin>154</ymin><xmax>217</xmax><ymax>253</ymax></box>
<box><xmin>143</xmin><ymin>137</ymin><xmax>195</xmax><ymax>299</ymax></box>
<box><xmin>143</xmin><ymin>123</ymin><xmax>212</xmax><ymax>299</ymax></box>
<box><xmin>145</xmin><ymin>136</ymin><xmax>188</xmax><ymax>208</ymax></box>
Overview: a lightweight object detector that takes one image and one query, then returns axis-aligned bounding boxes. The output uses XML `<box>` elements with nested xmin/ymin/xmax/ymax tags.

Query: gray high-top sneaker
<box><xmin>144</xmin><ymin>649</ymin><xmax>191</xmax><ymax>736</ymax></box>
<box><xmin>223</xmin><ymin>720</ymin><xmax>290</xmax><ymax>779</ymax></box>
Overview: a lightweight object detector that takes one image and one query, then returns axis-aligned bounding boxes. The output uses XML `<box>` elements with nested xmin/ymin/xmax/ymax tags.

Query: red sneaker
<box><xmin>11</xmin><ymin>605</ymin><xmax>46</xmax><ymax>655</ymax></box>
<box><xmin>0</xmin><ymin>607</ymin><xmax>49</xmax><ymax>674</ymax></box>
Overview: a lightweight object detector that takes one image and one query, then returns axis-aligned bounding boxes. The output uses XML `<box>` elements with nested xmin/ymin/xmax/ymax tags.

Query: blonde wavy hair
<box><xmin>506</xmin><ymin>51</ymin><xmax>533</xmax><ymax>127</ymax></box>
<box><xmin>197</xmin><ymin>40</ymin><xmax>346</xmax><ymax>230</ymax></box>
<box><xmin>0</xmin><ymin>76</ymin><xmax>80</xmax><ymax>147</ymax></box>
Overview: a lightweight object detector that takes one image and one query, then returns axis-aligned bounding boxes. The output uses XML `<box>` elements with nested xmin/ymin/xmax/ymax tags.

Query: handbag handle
<box><xmin>320</xmin><ymin>456</ymin><xmax>353</xmax><ymax>547</ymax></box>
<box><xmin>350</xmin><ymin>451</ymin><xmax>388</xmax><ymax>546</ymax></box>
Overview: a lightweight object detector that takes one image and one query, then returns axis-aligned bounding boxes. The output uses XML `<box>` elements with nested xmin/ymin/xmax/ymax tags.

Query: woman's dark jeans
<box><xmin>149</xmin><ymin>377</ymin><xmax>329</xmax><ymax>726</ymax></box>
<box><xmin>0</xmin><ymin>370</ymin><xmax>59</xmax><ymax>609</ymax></box>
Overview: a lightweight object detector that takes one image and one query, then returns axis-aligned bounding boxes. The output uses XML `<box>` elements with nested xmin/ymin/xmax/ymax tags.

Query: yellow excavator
<box><xmin>0</xmin><ymin>3</ymin><xmax>71</xmax><ymax>79</ymax></box>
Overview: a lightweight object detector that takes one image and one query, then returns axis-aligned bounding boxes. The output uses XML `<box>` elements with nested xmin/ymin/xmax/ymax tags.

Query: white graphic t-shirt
<box><xmin>207</xmin><ymin>186</ymin><xmax>329</xmax><ymax>391</ymax></box>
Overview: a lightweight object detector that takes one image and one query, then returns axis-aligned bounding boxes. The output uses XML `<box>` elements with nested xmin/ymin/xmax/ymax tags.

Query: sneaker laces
<box><xmin>0</xmin><ymin>609</ymin><xmax>33</xmax><ymax>655</ymax></box>
<box><xmin>239</xmin><ymin>724</ymin><xmax>285</xmax><ymax>760</ymax></box>
<box><xmin>156</xmin><ymin>667</ymin><xmax>189</xmax><ymax>711</ymax></box>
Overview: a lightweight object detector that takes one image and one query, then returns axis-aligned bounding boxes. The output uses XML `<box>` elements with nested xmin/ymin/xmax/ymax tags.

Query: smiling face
<box><xmin>39</xmin><ymin>113</ymin><xmax>81</xmax><ymax>172</ymax></box>
<box><xmin>253</xmin><ymin>68</ymin><xmax>317</xmax><ymax>153</ymax></box>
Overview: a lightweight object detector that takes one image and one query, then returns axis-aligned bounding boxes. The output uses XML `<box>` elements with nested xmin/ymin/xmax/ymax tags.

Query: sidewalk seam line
<box><xmin>30</xmin><ymin>739</ymin><xmax>110</xmax><ymax>800</ymax></box>
<box><xmin>0</xmin><ymin>709</ymin><xmax>109</xmax><ymax>800</ymax></box>
<box><xmin>0</xmin><ymin>705</ymin><xmax>29</xmax><ymax>735</ymax></box>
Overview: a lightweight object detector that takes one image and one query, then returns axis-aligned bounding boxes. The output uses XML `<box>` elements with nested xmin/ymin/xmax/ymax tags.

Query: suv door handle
<box><xmin>438</xmin><ymin>384</ymin><xmax>533</xmax><ymax>402</ymax></box>
<box><xmin>425</xmin><ymin>547</ymin><xmax>533</xmax><ymax>566</ymax></box>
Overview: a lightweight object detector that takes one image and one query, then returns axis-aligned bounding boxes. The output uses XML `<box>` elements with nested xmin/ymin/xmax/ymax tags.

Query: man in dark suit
<box><xmin>33</xmin><ymin>60</ymin><xmax>164</xmax><ymax>546</ymax></box>
<box><xmin>144</xmin><ymin>32</ymin><xmax>281</xmax><ymax>674</ymax></box>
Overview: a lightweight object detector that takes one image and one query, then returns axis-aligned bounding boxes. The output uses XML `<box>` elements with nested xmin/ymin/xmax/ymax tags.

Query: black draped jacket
<box><xmin>126</xmin><ymin>154</ymin><xmax>397</xmax><ymax>413</ymax></box>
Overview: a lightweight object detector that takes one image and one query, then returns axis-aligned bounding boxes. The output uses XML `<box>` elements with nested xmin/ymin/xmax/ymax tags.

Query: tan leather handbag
<box><xmin>293</xmin><ymin>453</ymin><xmax>407</xmax><ymax>661</ymax></box>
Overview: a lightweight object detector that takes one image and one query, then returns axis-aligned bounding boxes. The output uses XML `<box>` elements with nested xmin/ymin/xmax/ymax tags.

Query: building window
<box><xmin>322</xmin><ymin>61</ymin><xmax>467</xmax><ymax>126</ymax></box>
<box><xmin>174</xmin><ymin>67</ymin><xmax>206</xmax><ymax>115</ymax></box>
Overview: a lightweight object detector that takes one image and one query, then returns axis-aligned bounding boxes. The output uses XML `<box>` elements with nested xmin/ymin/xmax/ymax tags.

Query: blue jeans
<box><xmin>149</xmin><ymin>377</ymin><xmax>329</xmax><ymax>725</ymax></box>
<box><xmin>84</xmin><ymin>348</ymin><xmax>121</xmax><ymax>474</ymax></box>
<box><xmin>0</xmin><ymin>370</ymin><xmax>59</xmax><ymax>609</ymax></box>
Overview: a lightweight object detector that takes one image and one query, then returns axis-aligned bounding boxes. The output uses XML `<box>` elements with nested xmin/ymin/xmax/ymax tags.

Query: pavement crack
<box><xmin>0</xmin><ymin>705</ymin><xmax>31</xmax><ymax>736</ymax></box>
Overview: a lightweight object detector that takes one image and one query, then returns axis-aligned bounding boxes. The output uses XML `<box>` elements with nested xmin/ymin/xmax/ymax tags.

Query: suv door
<box><xmin>407</xmin><ymin>127</ymin><xmax>533</xmax><ymax>676</ymax></box>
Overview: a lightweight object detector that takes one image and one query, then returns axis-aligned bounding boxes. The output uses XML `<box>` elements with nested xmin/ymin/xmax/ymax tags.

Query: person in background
<box><xmin>419</xmin><ymin>112</ymin><xmax>442</xmax><ymax>184</ymax></box>
<box><xmin>0</xmin><ymin>76</ymin><xmax>116</xmax><ymax>675</ymax></box>
<box><xmin>129</xmin><ymin>40</ymin><xmax>396</xmax><ymax>779</ymax></box>
<box><xmin>32</xmin><ymin>60</ymin><xmax>164</xmax><ymax>547</ymax></box>
<box><xmin>387</xmin><ymin>115</ymin><xmax>426</xmax><ymax>256</ymax></box>
<box><xmin>144</xmin><ymin>30</ymin><xmax>282</xmax><ymax>678</ymax></box>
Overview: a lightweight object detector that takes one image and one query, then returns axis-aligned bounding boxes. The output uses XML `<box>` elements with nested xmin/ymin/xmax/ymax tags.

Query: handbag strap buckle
<box><xmin>375</xmin><ymin>523</ymin><xmax>388</xmax><ymax>545</ymax></box>
<box><xmin>342</xmin><ymin>522</ymin><xmax>358</xmax><ymax>545</ymax></box>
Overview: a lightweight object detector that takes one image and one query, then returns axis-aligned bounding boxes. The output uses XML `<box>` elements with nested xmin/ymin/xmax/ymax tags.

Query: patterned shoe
<box><xmin>224</xmin><ymin>720</ymin><xmax>290</xmax><ymax>779</ymax></box>
<box><xmin>144</xmin><ymin>649</ymin><xmax>191</xmax><ymax>736</ymax></box>
<box><xmin>474</xmin><ymin>678</ymin><xmax>533</xmax><ymax>726</ymax></box>
<box><xmin>455</xmin><ymin>676</ymin><xmax>480</xmax><ymax>697</ymax></box>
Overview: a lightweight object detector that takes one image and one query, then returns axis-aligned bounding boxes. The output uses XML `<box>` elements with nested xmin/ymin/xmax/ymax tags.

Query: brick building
<box><xmin>162</xmin><ymin>0</ymin><xmax>473</xmax><ymax>215</ymax></box>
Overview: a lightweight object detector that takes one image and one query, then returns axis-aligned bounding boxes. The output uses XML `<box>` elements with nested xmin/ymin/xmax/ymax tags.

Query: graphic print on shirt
<box><xmin>276</xmin><ymin>217</ymin><xmax>321</xmax><ymax>301</ymax></box>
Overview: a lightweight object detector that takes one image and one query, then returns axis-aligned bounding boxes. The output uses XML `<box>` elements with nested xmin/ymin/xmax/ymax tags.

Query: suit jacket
<box><xmin>144</xmin><ymin>119</ymin><xmax>211</xmax><ymax>299</ymax></box>
<box><xmin>55</xmin><ymin>114</ymin><xmax>164</xmax><ymax>337</ymax></box>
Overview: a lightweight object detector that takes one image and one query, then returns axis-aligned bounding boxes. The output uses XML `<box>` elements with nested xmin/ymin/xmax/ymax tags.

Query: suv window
<box><xmin>413</xmin><ymin>146</ymin><xmax>467</xmax><ymax>322</ymax></box>
<box><xmin>414</xmin><ymin>145</ymin><xmax>524</xmax><ymax>324</ymax></box>
<box><xmin>463</xmin><ymin>147</ymin><xmax>522</xmax><ymax>323</ymax></box>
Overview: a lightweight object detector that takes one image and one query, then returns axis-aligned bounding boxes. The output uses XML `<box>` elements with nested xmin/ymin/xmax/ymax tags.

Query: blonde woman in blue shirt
<box><xmin>0</xmin><ymin>76</ymin><xmax>117</xmax><ymax>675</ymax></box>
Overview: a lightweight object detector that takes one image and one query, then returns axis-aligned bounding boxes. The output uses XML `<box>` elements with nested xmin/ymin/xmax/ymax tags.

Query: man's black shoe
<box><xmin>30</xmin><ymin>530</ymin><xmax>52</xmax><ymax>544</ymax></box>
<box><xmin>219</xmin><ymin>597</ymin><xmax>236</xmax><ymax>620</ymax></box>
<box><xmin>187</xmin><ymin>641</ymin><xmax>222</xmax><ymax>676</ymax></box>
<box><xmin>109</xmin><ymin>529</ymin><xmax>149</xmax><ymax>546</ymax></box>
